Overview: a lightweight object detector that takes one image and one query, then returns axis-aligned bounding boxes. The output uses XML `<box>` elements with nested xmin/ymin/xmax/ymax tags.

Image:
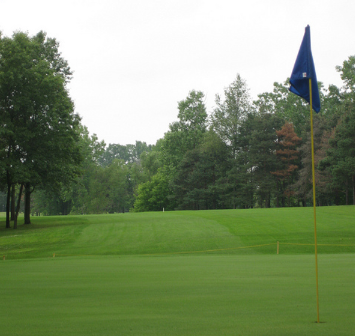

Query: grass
<box><xmin>1</xmin><ymin>206</ymin><xmax>355</xmax><ymax>259</ymax></box>
<box><xmin>1</xmin><ymin>206</ymin><xmax>355</xmax><ymax>335</ymax></box>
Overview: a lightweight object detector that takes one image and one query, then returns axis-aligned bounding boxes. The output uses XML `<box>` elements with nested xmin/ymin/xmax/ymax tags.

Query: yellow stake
<box><xmin>309</xmin><ymin>78</ymin><xmax>320</xmax><ymax>323</ymax></box>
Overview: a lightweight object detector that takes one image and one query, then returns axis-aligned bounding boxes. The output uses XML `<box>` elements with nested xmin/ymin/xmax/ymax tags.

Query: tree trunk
<box><xmin>275</xmin><ymin>180</ymin><xmax>280</xmax><ymax>207</ymax></box>
<box><xmin>266</xmin><ymin>192</ymin><xmax>270</xmax><ymax>208</ymax></box>
<box><xmin>334</xmin><ymin>189</ymin><xmax>339</xmax><ymax>205</ymax></box>
<box><xmin>24</xmin><ymin>182</ymin><xmax>31</xmax><ymax>225</ymax></box>
<box><xmin>11</xmin><ymin>184</ymin><xmax>16</xmax><ymax>221</ymax></box>
<box><xmin>6</xmin><ymin>179</ymin><xmax>11</xmax><ymax>229</ymax></box>
<box><xmin>14</xmin><ymin>184</ymin><xmax>24</xmax><ymax>230</ymax></box>
<box><xmin>6</xmin><ymin>143</ymin><xmax>12</xmax><ymax>228</ymax></box>
<box><xmin>345</xmin><ymin>180</ymin><xmax>349</xmax><ymax>205</ymax></box>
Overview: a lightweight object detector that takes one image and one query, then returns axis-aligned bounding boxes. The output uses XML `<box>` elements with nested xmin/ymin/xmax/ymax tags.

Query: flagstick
<box><xmin>309</xmin><ymin>78</ymin><xmax>320</xmax><ymax>323</ymax></box>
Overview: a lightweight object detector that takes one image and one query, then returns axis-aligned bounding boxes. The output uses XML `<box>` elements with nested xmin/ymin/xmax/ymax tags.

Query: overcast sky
<box><xmin>1</xmin><ymin>0</ymin><xmax>355</xmax><ymax>146</ymax></box>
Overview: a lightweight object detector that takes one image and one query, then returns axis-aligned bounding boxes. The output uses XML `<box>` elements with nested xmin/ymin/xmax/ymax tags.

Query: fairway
<box><xmin>1</xmin><ymin>207</ymin><xmax>355</xmax><ymax>335</ymax></box>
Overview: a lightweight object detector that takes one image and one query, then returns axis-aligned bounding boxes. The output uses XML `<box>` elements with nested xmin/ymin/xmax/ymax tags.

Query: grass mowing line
<box><xmin>281</xmin><ymin>243</ymin><xmax>355</xmax><ymax>246</ymax></box>
<box><xmin>6</xmin><ymin>243</ymin><xmax>276</xmax><ymax>259</ymax></box>
<box><xmin>3</xmin><ymin>242</ymin><xmax>355</xmax><ymax>260</ymax></box>
<box><xmin>142</xmin><ymin>243</ymin><xmax>276</xmax><ymax>256</ymax></box>
<box><xmin>138</xmin><ymin>242</ymin><xmax>276</xmax><ymax>255</ymax></box>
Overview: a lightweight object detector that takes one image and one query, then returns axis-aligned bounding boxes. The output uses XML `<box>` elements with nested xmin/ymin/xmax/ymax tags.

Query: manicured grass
<box><xmin>1</xmin><ymin>206</ymin><xmax>355</xmax><ymax>259</ymax></box>
<box><xmin>0</xmin><ymin>207</ymin><xmax>355</xmax><ymax>335</ymax></box>
<box><xmin>1</xmin><ymin>254</ymin><xmax>355</xmax><ymax>336</ymax></box>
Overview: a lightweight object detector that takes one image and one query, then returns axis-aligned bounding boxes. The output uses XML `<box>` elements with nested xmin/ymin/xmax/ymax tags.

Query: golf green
<box><xmin>1</xmin><ymin>207</ymin><xmax>354</xmax><ymax>335</ymax></box>
<box><xmin>1</xmin><ymin>254</ymin><xmax>354</xmax><ymax>336</ymax></box>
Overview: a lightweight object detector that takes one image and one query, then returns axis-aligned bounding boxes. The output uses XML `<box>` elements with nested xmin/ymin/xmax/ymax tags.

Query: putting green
<box><xmin>1</xmin><ymin>254</ymin><xmax>354</xmax><ymax>336</ymax></box>
<box><xmin>1</xmin><ymin>207</ymin><xmax>355</xmax><ymax>335</ymax></box>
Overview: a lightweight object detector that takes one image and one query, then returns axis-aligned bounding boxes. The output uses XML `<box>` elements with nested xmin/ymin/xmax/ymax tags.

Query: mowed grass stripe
<box><xmin>63</xmin><ymin>214</ymin><xmax>244</xmax><ymax>256</ymax></box>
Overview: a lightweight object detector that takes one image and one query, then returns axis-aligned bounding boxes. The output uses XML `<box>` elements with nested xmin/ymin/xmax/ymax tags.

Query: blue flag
<box><xmin>289</xmin><ymin>25</ymin><xmax>320</xmax><ymax>113</ymax></box>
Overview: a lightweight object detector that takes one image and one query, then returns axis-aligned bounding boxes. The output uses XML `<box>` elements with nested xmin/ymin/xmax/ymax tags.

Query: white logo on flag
<box><xmin>303</xmin><ymin>72</ymin><xmax>307</xmax><ymax>77</ymax></box>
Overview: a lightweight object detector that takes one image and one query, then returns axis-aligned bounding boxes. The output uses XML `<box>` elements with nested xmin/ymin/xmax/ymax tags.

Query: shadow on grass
<box><xmin>0</xmin><ymin>216</ymin><xmax>90</xmax><ymax>233</ymax></box>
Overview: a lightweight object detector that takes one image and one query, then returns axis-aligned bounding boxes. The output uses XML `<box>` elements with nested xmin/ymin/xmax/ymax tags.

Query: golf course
<box><xmin>1</xmin><ymin>206</ymin><xmax>354</xmax><ymax>335</ymax></box>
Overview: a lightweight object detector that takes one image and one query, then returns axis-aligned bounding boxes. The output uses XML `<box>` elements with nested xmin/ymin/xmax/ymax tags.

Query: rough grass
<box><xmin>0</xmin><ymin>207</ymin><xmax>355</xmax><ymax>335</ymax></box>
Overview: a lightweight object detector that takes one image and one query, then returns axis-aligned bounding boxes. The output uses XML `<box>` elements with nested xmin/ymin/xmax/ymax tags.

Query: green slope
<box><xmin>1</xmin><ymin>206</ymin><xmax>354</xmax><ymax>259</ymax></box>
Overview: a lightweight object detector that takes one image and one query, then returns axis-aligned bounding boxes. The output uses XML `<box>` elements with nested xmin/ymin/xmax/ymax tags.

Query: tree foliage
<box><xmin>0</xmin><ymin>31</ymin><xmax>81</xmax><ymax>227</ymax></box>
<box><xmin>4</xmin><ymin>39</ymin><xmax>355</xmax><ymax>217</ymax></box>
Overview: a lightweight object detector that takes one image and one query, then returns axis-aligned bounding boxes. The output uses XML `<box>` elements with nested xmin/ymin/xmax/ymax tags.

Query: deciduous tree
<box><xmin>271</xmin><ymin>122</ymin><xmax>302</xmax><ymax>207</ymax></box>
<box><xmin>0</xmin><ymin>31</ymin><xmax>82</xmax><ymax>226</ymax></box>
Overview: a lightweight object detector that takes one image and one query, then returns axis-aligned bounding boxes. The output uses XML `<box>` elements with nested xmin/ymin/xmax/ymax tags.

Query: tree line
<box><xmin>1</xmin><ymin>31</ymin><xmax>355</xmax><ymax>226</ymax></box>
<box><xmin>33</xmin><ymin>61</ymin><xmax>355</xmax><ymax>215</ymax></box>
<box><xmin>133</xmin><ymin>67</ymin><xmax>355</xmax><ymax>211</ymax></box>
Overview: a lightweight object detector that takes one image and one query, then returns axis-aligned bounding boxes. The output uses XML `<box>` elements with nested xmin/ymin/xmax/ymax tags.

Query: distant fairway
<box><xmin>1</xmin><ymin>207</ymin><xmax>355</xmax><ymax>335</ymax></box>
<box><xmin>1</xmin><ymin>206</ymin><xmax>355</xmax><ymax>258</ymax></box>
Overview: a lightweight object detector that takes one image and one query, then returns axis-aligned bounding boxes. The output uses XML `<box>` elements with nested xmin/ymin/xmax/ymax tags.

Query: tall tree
<box><xmin>211</xmin><ymin>74</ymin><xmax>252</xmax><ymax>155</ymax></box>
<box><xmin>256</xmin><ymin>80</ymin><xmax>325</xmax><ymax>139</ymax></box>
<box><xmin>31</xmin><ymin>126</ymin><xmax>106</xmax><ymax>216</ymax></box>
<box><xmin>210</xmin><ymin>75</ymin><xmax>255</xmax><ymax>209</ymax></box>
<box><xmin>172</xmin><ymin>130</ymin><xmax>230</xmax><ymax>210</ymax></box>
<box><xmin>293</xmin><ymin>111</ymin><xmax>337</xmax><ymax>206</ymax></box>
<box><xmin>161</xmin><ymin>90</ymin><xmax>207</xmax><ymax>169</ymax></box>
<box><xmin>248</xmin><ymin>112</ymin><xmax>284</xmax><ymax>207</ymax></box>
<box><xmin>321</xmin><ymin>109</ymin><xmax>355</xmax><ymax>205</ymax></box>
<box><xmin>0</xmin><ymin>31</ymin><xmax>82</xmax><ymax>226</ymax></box>
<box><xmin>271</xmin><ymin>122</ymin><xmax>302</xmax><ymax>207</ymax></box>
<box><xmin>336</xmin><ymin>55</ymin><xmax>355</xmax><ymax>94</ymax></box>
